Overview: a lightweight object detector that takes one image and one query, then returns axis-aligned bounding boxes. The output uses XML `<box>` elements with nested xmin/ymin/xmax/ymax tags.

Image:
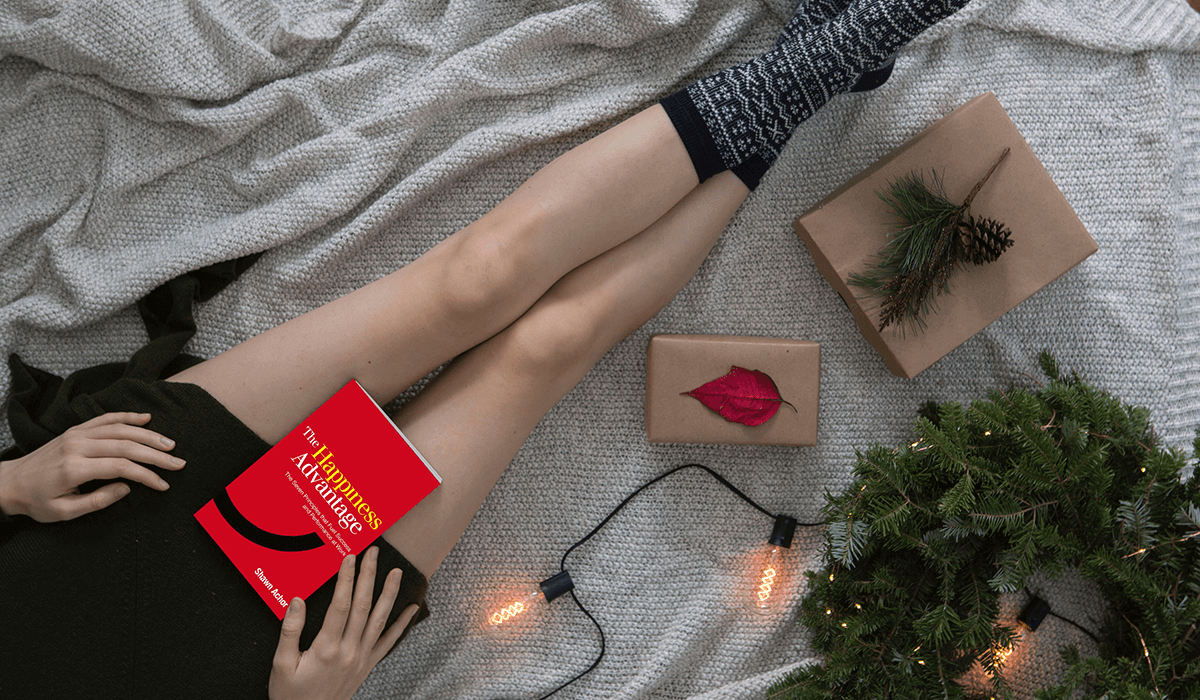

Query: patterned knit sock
<box><xmin>777</xmin><ymin>0</ymin><xmax>896</xmax><ymax>93</ymax></box>
<box><xmin>776</xmin><ymin>0</ymin><xmax>851</xmax><ymax>48</ymax></box>
<box><xmin>727</xmin><ymin>0</ymin><xmax>897</xmax><ymax>190</ymax></box>
<box><xmin>662</xmin><ymin>0</ymin><xmax>971</xmax><ymax>188</ymax></box>
<box><xmin>726</xmin><ymin>0</ymin><xmax>853</xmax><ymax>189</ymax></box>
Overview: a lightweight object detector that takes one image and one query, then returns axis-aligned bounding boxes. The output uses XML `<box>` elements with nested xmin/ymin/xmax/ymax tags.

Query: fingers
<box><xmin>86</xmin><ymin>438</ymin><xmax>184</xmax><ymax>472</ymax></box>
<box><xmin>273</xmin><ymin>597</ymin><xmax>306</xmax><ymax>674</ymax></box>
<box><xmin>76</xmin><ymin>412</ymin><xmax>180</xmax><ymax>464</ymax></box>
<box><xmin>367</xmin><ymin>570</ymin><xmax>409</xmax><ymax>665</ymax></box>
<box><xmin>73</xmin><ymin>457</ymin><xmax>174</xmax><ymax>493</ymax></box>
<box><xmin>363</xmin><ymin>566</ymin><xmax>401</xmax><ymax>644</ymax></box>
<box><xmin>80</xmin><ymin>412</ymin><xmax>154</xmax><ymax>428</ymax></box>
<box><xmin>79</xmin><ymin>426</ymin><xmax>184</xmax><ymax>470</ymax></box>
<box><xmin>372</xmin><ymin>602</ymin><xmax>418</xmax><ymax>666</ymax></box>
<box><xmin>318</xmin><ymin>554</ymin><xmax>358</xmax><ymax>641</ymax></box>
<box><xmin>54</xmin><ymin>482</ymin><xmax>132</xmax><ymax>520</ymax></box>
<box><xmin>346</xmin><ymin>547</ymin><xmax>380</xmax><ymax>640</ymax></box>
<box><xmin>60</xmin><ymin>412</ymin><xmax>185</xmax><ymax>493</ymax></box>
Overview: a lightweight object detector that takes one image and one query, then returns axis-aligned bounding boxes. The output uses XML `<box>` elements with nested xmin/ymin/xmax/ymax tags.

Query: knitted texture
<box><xmin>732</xmin><ymin>0</ymin><xmax>899</xmax><ymax>189</ymax></box>
<box><xmin>730</xmin><ymin>0</ymin><xmax>854</xmax><ymax>189</ymax></box>
<box><xmin>2</xmin><ymin>0</ymin><xmax>1199</xmax><ymax>698</ymax></box>
<box><xmin>776</xmin><ymin>0</ymin><xmax>853</xmax><ymax>47</ymax></box>
<box><xmin>664</xmin><ymin>0</ymin><xmax>974</xmax><ymax>185</ymax></box>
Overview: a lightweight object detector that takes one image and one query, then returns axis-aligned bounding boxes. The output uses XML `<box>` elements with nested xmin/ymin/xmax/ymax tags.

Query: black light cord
<box><xmin>1021</xmin><ymin>587</ymin><xmax>1102</xmax><ymax>647</ymax></box>
<box><xmin>533</xmin><ymin>463</ymin><xmax>822</xmax><ymax>699</ymax></box>
<box><xmin>535</xmin><ymin>589</ymin><xmax>603</xmax><ymax>700</ymax></box>
<box><xmin>1048</xmin><ymin>610</ymin><xmax>1102</xmax><ymax>647</ymax></box>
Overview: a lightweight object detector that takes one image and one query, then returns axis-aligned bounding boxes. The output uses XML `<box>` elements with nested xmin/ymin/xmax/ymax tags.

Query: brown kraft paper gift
<box><xmin>645</xmin><ymin>335</ymin><xmax>819</xmax><ymax>446</ymax></box>
<box><xmin>793</xmin><ymin>92</ymin><xmax>1098</xmax><ymax>378</ymax></box>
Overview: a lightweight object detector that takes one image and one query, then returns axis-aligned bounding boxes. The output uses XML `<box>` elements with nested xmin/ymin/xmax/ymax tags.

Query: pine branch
<box><xmin>849</xmin><ymin>148</ymin><xmax>1014</xmax><ymax>332</ymax></box>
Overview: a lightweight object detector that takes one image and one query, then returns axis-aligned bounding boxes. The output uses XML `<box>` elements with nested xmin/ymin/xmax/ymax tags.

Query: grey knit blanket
<box><xmin>3</xmin><ymin>0</ymin><xmax>1199</xmax><ymax>697</ymax></box>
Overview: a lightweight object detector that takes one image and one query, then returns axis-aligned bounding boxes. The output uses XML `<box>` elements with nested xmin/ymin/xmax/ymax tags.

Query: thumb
<box><xmin>273</xmin><ymin>597</ymin><xmax>306</xmax><ymax>670</ymax></box>
<box><xmin>57</xmin><ymin>482</ymin><xmax>132</xmax><ymax>520</ymax></box>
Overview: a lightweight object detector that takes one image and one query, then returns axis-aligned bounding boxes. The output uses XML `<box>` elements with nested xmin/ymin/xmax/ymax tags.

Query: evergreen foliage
<box><xmin>848</xmin><ymin>149</ymin><xmax>1014</xmax><ymax>333</ymax></box>
<box><xmin>769</xmin><ymin>354</ymin><xmax>1200</xmax><ymax>699</ymax></box>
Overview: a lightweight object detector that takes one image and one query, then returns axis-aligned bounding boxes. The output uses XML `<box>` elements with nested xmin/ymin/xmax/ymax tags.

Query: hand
<box><xmin>270</xmin><ymin>547</ymin><xmax>418</xmax><ymax>700</ymax></box>
<box><xmin>0</xmin><ymin>412</ymin><xmax>183</xmax><ymax>522</ymax></box>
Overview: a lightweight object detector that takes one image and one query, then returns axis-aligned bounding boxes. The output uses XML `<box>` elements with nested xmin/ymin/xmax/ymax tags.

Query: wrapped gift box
<box><xmin>645</xmin><ymin>335</ymin><xmax>819</xmax><ymax>446</ymax></box>
<box><xmin>793</xmin><ymin>92</ymin><xmax>1098</xmax><ymax>378</ymax></box>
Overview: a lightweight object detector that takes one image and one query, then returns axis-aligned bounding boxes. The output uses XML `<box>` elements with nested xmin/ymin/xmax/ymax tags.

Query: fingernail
<box><xmin>115</xmin><ymin>484</ymin><xmax>130</xmax><ymax>498</ymax></box>
<box><xmin>158</xmin><ymin>479</ymin><xmax>170</xmax><ymax>490</ymax></box>
<box><xmin>160</xmin><ymin>437</ymin><xmax>175</xmax><ymax>447</ymax></box>
<box><xmin>171</xmin><ymin>457</ymin><xmax>184</xmax><ymax>466</ymax></box>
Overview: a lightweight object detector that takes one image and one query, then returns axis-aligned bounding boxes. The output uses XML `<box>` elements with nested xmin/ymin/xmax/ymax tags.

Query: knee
<box><xmin>498</xmin><ymin>302</ymin><xmax>605</xmax><ymax>384</ymax></box>
<box><xmin>435</xmin><ymin>234</ymin><xmax>525</xmax><ymax>319</ymax></box>
<box><xmin>434</xmin><ymin>201</ymin><xmax>551</xmax><ymax>319</ymax></box>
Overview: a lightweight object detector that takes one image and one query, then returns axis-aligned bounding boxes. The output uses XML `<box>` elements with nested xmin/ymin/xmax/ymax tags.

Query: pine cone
<box><xmin>956</xmin><ymin>212</ymin><xmax>1013</xmax><ymax>265</ymax></box>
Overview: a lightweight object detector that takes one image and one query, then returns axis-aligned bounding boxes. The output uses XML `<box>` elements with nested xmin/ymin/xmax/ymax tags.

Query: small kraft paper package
<box><xmin>195</xmin><ymin>380</ymin><xmax>441</xmax><ymax>618</ymax></box>
<box><xmin>793</xmin><ymin>92</ymin><xmax>1098</xmax><ymax>378</ymax></box>
<box><xmin>645</xmin><ymin>334</ymin><xmax>820</xmax><ymax>446</ymax></box>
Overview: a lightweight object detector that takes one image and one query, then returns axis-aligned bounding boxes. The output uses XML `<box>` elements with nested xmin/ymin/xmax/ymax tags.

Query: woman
<box><xmin>0</xmin><ymin>0</ymin><xmax>970</xmax><ymax>696</ymax></box>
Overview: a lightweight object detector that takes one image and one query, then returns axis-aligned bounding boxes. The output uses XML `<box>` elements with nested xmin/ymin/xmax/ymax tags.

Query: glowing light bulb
<box><xmin>988</xmin><ymin>625</ymin><xmax>1025</xmax><ymax>673</ymax></box>
<box><xmin>483</xmin><ymin>588</ymin><xmax>545</xmax><ymax>635</ymax></box>
<box><xmin>753</xmin><ymin>515</ymin><xmax>797</xmax><ymax>613</ymax></box>
<box><xmin>755</xmin><ymin>546</ymin><xmax>785</xmax><ymax>610</ymax></box>
<box><xmin>483</xmin><ymin>570</ymin><xmax>574</xmax><ymax>635</ymax></box>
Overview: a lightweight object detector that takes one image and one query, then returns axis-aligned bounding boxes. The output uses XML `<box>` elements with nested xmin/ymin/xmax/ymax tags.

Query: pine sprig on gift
<box><xmin>767</xmin><ymin>353</ymin><xmax>1200</xmax><ymax>700</ymax></box>
<box><xmin>848</xmin><ymin>148</ymin><xmax>1014</xmax><ymax>332</ymax></box>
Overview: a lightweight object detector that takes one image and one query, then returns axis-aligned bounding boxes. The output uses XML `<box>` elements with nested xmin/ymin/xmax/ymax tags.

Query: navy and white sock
<box><xmin>775</xmin><ymin>0</ymin><xmax>851</xmax><ymax>48</ymax></box>
<box><xmin>727</xmin><ymin>0</ymin><xmax>852</xmax><ymax>189</ymax></box>
<box><xmin>662</xmin><ymin>0</ymin><xmax>971</xmax><ymax>189</ymax></box>
<box><xmin>777</xmin><ymin>0</ymin><xmax>896</xmax><ymax>95</ymax></box>
<box><xmin>728</xmin><ymin>0</ymin><xmax>897</xmax><ymax>189</ymax></box>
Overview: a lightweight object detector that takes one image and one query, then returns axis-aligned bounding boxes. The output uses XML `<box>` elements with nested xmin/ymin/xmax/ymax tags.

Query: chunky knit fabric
<box><xmin>3</xmin><ymin>1</ymin><xmax>1199</xmax><ymax>697</ymax></box>
<box><xmin>663</xmin><ymin>0</ymin><xmax>973</xmax><ymax>188</ymax></box>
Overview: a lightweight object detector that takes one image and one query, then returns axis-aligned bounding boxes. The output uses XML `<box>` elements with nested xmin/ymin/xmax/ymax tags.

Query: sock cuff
<box><xmin>659</xmin><ymin>87</ymin><xmax>727</xmax><ymax>183</ymax></box>
<box><xmin>730</xmin><ymin>153</ymin><xmax>771</xmax><ymax>191</ymax></box>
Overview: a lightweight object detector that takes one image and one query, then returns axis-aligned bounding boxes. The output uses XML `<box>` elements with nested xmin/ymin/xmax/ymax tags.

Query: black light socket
<box><xmin>539</xmin><ymin>570</ymin><xmax>575</xmax><ymax>602</ymax></box>
<box><xmin>769</xmin><ymin>515</ymin><xmax>798</xmax><ymax>548</ymax></box>
<box><xmin>1019</xmin><ymin>594</ymin><xmax>1051</xmax><ymax>632</ymax></box>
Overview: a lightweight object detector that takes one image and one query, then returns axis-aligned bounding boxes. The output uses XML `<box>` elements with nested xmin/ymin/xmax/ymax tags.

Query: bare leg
<box><xmin>383</xmin><ymin>171</ymin><xmax>749</xmax><ymax>577</ymax></box>
<box><xmin>168</xmin><ymin>106</ymin><xmax>699</xmax><ymax>443</ymax></box>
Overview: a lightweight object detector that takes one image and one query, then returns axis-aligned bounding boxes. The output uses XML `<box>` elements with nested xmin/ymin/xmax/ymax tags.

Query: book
<box><xmin>194</xmin><ymin>380</ymin><xmax>442</xmax><ymax>618</ymax></box>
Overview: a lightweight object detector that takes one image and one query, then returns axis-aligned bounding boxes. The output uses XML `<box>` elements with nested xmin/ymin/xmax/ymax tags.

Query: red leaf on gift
<box><xmin>682</xmin><ymin>366</ymin><xmax>795</xmax><ymax>427</ymax></box>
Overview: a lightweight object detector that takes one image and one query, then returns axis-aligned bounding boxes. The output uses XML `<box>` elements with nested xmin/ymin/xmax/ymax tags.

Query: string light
<box><xmin>992</xmin><ymin>635</ymin><xmax>1019</xmax><ymax>665</ymax></box>
<box><xmin>482</xmin><ymin>571</ymin><xmax>574</xmax><ymax>635</ymax></box>
<box><xmin>479</xmin><ymin>463</ymin><xmax>822</xmax><ymax>697</ymax></box>
<box><xmin>753</xmin><ymin>516</ymin><xmax>798</xmax><ymax>612</ymax></box>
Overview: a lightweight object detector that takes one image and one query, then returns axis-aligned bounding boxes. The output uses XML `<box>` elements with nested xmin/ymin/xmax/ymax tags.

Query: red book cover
<box><xmin>195</xmin><ymin>380</ymin><xmax>441</xmax><ymax>618</ymax></box>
